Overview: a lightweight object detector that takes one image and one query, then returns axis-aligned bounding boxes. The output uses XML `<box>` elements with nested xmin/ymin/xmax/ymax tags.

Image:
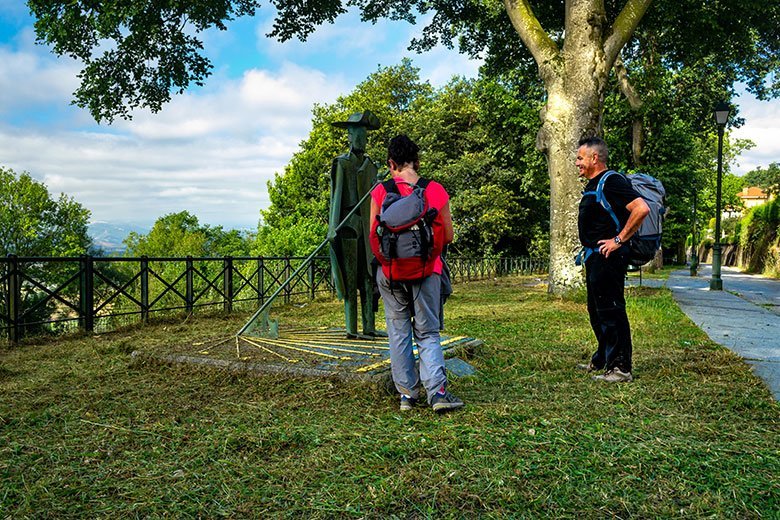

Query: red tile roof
<box><xmin>738</xmin><ymin>186</ymin><xmax>768</xmax><ymax>199</ymax></box>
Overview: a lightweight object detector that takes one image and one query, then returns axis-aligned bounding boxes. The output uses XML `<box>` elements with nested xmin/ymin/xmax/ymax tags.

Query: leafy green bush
<box><xmin>739</xmin><ymin>199</ymin><xmax>780</xmax><ymax>273</ymax></box>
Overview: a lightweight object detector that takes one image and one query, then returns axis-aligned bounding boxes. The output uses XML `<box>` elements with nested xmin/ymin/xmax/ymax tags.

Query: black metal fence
<box><xmin>1</xmin><ymin>254</ymin><xmax>547</xmax><ymax>344</ymax></box>
<box><xmin>447</xmin><ymin>256</ymin><xmax>548</xmax><ymax>283</ymax></box>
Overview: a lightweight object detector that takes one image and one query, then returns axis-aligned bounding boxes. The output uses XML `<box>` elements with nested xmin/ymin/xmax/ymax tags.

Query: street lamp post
<box><xmin>710</xmin><ymin>102</ymin><xmax>730</xmax><ymax>291</ymax></box>
<box><xmin>690</xmin><ymin>187</ymin><xmax>698</xmax><ymax>276</ymax></box>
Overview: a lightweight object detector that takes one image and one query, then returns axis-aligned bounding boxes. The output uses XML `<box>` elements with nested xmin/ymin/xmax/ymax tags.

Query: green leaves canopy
<box><xmin>29</xmin><ymin>0</ymin><xmax>780</xmax><ymax>123</ymax></box>
<box><xmin>0</xmin><ymin>167</ymin><xmax>92</xmax><ymax>257</ymax></box>
<box><xmin>256</xmin><ymin>61</ymin><xmax>548</xmax><ymax>257</ymax></box>
<box><xmin>742</xmin><ymin>163</ymin><xmax>780</xmax><ymax>196</ymax></box>
<box><xmin>29</xmin><ymin>0</ymin><xmax>261</xmax><ymax>122</ymax></box>
<box><xmin>124</xmin><ymin>211</ymin><xmax>251</xmax><ymax>257</ymax></box>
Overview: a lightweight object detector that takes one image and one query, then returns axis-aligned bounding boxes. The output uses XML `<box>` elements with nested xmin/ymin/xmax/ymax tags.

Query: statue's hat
<box><xmin>331</xmin><ymin>110</ymin><xmax>381</xmax><ymax>130</ymax></box>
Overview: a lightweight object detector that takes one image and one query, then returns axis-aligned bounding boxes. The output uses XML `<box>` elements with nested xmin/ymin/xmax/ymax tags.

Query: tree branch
<box><xmin>604</xmin><ymin>0</ymin><xmax>653</xmax><ymax>68</ymax></box>
<box><xmin>614</xmin><ymin>54</ymin><xmax>645</xmax><ymax>166</ymax></box>
<box><xmin>614</xmin><ymin>55</ymin><xmax>642</xmax><ymax>110</ymax></box>
<box><xmin>503</xmin><ymin>0</ymin><xmax>561</xmax><ymax>82</ymax></box>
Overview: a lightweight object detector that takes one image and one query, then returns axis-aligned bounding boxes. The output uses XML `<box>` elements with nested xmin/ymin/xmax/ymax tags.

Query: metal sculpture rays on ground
<box><xmin>237</xmin><ymin>173</ymin><xmax>386</xmax><ymax>342</ymax></box>
<box><xmin>139</xmin><ymin>171</ymin><xmax>480</xmax><ymax>378</ymax></box>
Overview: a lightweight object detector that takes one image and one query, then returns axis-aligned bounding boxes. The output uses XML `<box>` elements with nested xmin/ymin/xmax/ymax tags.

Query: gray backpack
<box><xmin>591</xmin><ymin>171</ymin><xmax>667</xmax><ymax>266</ymax></box>
<box><xmin>376</xmin><ymin>178</ymin><xmax>440</xmax><ymax>281</ymax></box>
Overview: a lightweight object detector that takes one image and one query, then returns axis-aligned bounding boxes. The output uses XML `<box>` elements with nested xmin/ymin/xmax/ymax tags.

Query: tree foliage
<box><xmin>0</xmin><ymin>166</ymin><xmax>92</xmax><ymax>257</ymax></box>
<box><xmin>602</xmin><ymin>47</ymin><xmax>759</xmax><ymax>261</ymax></box>
<box><xmin>739</xmin><ymin>198</ymin><xmax>780</xmax><ymax>274</ymax></box>
<box><xmin>742</xmin><ymin>163</ymin><xmax>780</xmax><ymax>196</ymax></box>
<box><xmin>0</xmin><ymin>166</ymin><xmax>93</xmax><ymax>336</ymax></box>
<box><xmin>29</xmin><ymin>1</ymin><xmax>780</xmax><ymax>123</ymax></box>
<box><xmin>29</xmin><ymin>0</ymin><xmax>261</xmax><ymax>122</ymax></box>
<box><xmin>255</xmin><ymin>60</ymin><xmax>432</xmax><ymax>256</ymax></box>
<box><xmin>124</xmin><ymin>211</ymin><xmax>251</xmax><ymax>257</ymax></box>
<box><xmin>256</xmin><ymin>62</ymin><xmax>548</xmax><ymax>257</ymax></box>
<box><xmin>120</xmin><ymin>211</ymin><xmax>253</xmax><ymax>315</ymax></box>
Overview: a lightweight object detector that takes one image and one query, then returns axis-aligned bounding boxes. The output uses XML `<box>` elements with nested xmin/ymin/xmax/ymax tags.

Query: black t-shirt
<box><xmin>578</xmin><ymin>170</ymin><xmax>641</xmax><ymax>248</ymax></box>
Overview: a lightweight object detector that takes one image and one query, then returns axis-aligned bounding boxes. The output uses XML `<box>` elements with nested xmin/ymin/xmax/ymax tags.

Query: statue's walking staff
<box><xmin>237</xmin><ymin>171</ymin><xmax>388</xmax><ymax>339</ymax></box>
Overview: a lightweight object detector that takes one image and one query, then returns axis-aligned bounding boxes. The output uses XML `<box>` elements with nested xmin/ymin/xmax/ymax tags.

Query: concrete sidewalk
<box><xmin>628</xmin><ymin>265</ymin><xmax>780</xmax><ymax>400</ymax></box>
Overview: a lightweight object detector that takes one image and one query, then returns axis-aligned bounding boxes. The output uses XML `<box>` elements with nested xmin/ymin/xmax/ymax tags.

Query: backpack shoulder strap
<box><xmin>382</xmin><ymin>179</ymin><xmax>400</xmax><ymax>195</ymax></box>
<box><xmin>382</xmin><ymin>177</ymin><xmax>432</xmax><ymax>196</ymax></box>
<box><xmin>595</xmin><ymin>170</ymin><xmax>621</xmax><ymax>232</ymax></box>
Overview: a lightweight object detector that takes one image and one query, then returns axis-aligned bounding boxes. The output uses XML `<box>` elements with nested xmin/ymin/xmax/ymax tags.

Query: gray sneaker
<box><xmin>576</xmin><ymin>362</ymin><xmax>598</xmax><ymax>373</ymax></box>
<box><xmin>399</xmin><ymin>395</ymin><xmax>417</xmax><ymax>411</ymax></box>
<box><xmin>430</xmin><ymin>391</ymin><xmax>464</xmax><ymax>413</ymax></box>
<box><xmin>592</xmin><ymin>368</ymin><xmax>633</xmax><ymax>383</ymax></box>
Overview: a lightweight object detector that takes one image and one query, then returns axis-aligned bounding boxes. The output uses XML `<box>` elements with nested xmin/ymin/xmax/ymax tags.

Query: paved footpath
<box><xmin>628</xmin><ymin>265</ymin><xmax>780</xmax><ymax>400</ymax></box>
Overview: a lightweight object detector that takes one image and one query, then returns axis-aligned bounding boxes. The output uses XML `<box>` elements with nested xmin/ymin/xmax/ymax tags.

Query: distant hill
<box><xmin>89</xmin><ymin>221</ymin><xmax>149</xmax><ymax>255</ymax></box>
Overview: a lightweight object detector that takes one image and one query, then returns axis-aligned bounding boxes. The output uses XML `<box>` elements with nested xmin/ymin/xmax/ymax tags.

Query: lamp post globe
<box><xmin>710</xmin><ymin>102</ymin><xmax>730</xmax><ymax>291</ymax></box>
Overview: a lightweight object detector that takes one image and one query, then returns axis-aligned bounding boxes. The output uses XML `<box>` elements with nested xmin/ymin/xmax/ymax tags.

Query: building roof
<box><xmin>738</xmin><ymin>186</ymin><xmax>769</xmax><ymax>200</ymax></box>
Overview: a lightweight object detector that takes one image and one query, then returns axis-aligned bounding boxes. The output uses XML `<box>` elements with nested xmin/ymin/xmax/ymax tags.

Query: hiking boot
<box><xmin>430</xmin><ymin>391</ymin><xmax>464</xmax><ymax>413</ymax></box>
<box><xmin>592</xmin><ymin>368</ymin><xmax>633</xmax><ymax>383</ymax></box>
<box><xmin>576</xmin><ymin>362</ymin><xmax>598</xmax><ymax>373</ymax></box>
<box><xmin>400</xmin><ymin>395</ymin><xmax>417</xmax><ymax>411</ymax></box>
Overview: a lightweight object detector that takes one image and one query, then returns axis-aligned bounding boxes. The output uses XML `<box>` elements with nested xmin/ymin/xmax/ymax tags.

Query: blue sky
<box><xmin>0</xmin><ymin>3</ymin><xmax>777</xmax><ymax>231</ymax></box>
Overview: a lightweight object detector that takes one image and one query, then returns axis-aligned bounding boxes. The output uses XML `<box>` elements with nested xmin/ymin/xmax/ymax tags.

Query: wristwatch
<box><xmin>614</xmin><ymin>236</ymin><xmax>622</xmax><ymax>245</ymax></box>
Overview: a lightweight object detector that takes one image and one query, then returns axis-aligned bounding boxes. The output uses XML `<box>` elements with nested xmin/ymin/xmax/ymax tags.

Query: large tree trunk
<box><xmin>504</xmin><ymin>0</ymin><xmax>652</xmax><ymax>294</ymax></box>
<box><xmin>537</xmin><ymin>1</ymin><xmax>609</xmax><ymax>294</ymax></box>
<box><xmin>540</xmin><ymin>83</ymin><xmax>604</xmax><ymax>294</ymax></box>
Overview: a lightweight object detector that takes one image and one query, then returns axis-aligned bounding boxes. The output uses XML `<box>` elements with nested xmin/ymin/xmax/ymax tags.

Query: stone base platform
<box><xmin>131</xmin><ymin>326</ymin><xmax>481</xmax><ymax>383</ymax></box>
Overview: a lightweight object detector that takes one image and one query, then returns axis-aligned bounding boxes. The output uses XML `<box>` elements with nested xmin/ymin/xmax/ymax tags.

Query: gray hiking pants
<box><xmin>376</xmin><ymin>270</ymin><xmax>446</xmax><ymax>403</ymax></box>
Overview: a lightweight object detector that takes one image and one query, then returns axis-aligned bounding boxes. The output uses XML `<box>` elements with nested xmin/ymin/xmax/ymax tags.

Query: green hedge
<box><xmin>739</xmin><ymin>199</ymin><xmax>780</xmax><ymax>274</ymax></box>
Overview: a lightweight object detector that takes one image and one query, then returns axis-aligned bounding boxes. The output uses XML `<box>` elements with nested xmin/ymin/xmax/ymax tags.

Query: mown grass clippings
<box><xmin>1</xmin><ymin>275</ymin><xmax>778</xmax><ymax>518</ymax></box>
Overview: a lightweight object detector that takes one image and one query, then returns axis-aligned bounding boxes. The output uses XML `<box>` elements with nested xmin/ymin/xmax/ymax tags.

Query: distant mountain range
<box><xmin>88</xmin><ymin>221</ymin><xmax>149</xmax><ymax>254</ymax></box>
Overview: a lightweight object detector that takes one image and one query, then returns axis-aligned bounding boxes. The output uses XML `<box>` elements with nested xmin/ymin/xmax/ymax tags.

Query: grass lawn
<box><xmin>1</xmin><ymin>276</ymin><xmax>778</xmax><ymax>518</ymax></box>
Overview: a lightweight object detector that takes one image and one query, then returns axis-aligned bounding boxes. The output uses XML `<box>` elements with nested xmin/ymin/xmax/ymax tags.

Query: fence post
<box><xmin>79</xmin><ymin>255</ymin><xmax>94</xmax><ymax>333</ymax></box>
<box><xmin>284</xmin><ymin>258</ymin><xmax>291</xmax><ymax>304</ymax></box>
<box><xmin>185</xmin><ymin>256</ymin><xmax>194</xmax><ymax>314</ymax></box>
<box><xmin>223</xmin><ymin>256</ymin><xmax>233</xmax><ymax>312</ymax></box>
<box><xmin>257</xmin><ymin>257</ymin><xmax>265</xmax><ymax>305</ymax></box>
<box><xmin>7</xmin><ymin>255</ymin><xmax>21</xmax><ymax>344</ymax></box>
<box><xmin>140</xmin><ymin>256</ymin><xmax>149</xmax><ymax>323</ymax></box>
<box><xmin>309</xmin><ymin>259</ymin><xmax>316</xmax><ymax>300</ymax></box>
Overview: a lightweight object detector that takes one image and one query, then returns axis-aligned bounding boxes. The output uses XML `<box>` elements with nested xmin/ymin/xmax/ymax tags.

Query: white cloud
<box><xmin>0</xmin><ymin>14</ymin><xmax>358</xmax><ymax>231</ymax></box>
<box><xmin>731</xmin><ymin>92</ymin><xmax>780</xmax><ymax>174</ymax></box>
<box><xmin>0</xmin><ymin>123</ymin><xmax>297</xmax><ymax>229</ymax></box>
<box><xmin>0</xmin><ymin>56</ymin><xmax>347</xmax><ymax>229</ymax></box>
<box><xmin>112</xmin><ymin>63</ymin><xmax>346</xmax><ymax>141</ymax></box>
<box><xmin>257</xmin><ymin>9</ymin><xmax>383</xmax><ymax>63</ymax></box>
<box><xmin>0</xmin><ymin>30</ymin><xmax>81</xmax><ymax>112</ymax></box>
<box><xmin>408</xmin><ymin>45</ymin><xmax>482</xmax><ymax>86</ymax></box>
<box><xmin>256</xmin><ymin>9</ymin><xmax>482</xmax><ymax>88</ymax></box>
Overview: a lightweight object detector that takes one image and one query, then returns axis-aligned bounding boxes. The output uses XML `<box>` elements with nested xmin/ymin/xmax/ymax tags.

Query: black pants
<box><xmin>586</xmin><ymin>246</ymin><xmax>632</xmax><ymax>372</ymax></box>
